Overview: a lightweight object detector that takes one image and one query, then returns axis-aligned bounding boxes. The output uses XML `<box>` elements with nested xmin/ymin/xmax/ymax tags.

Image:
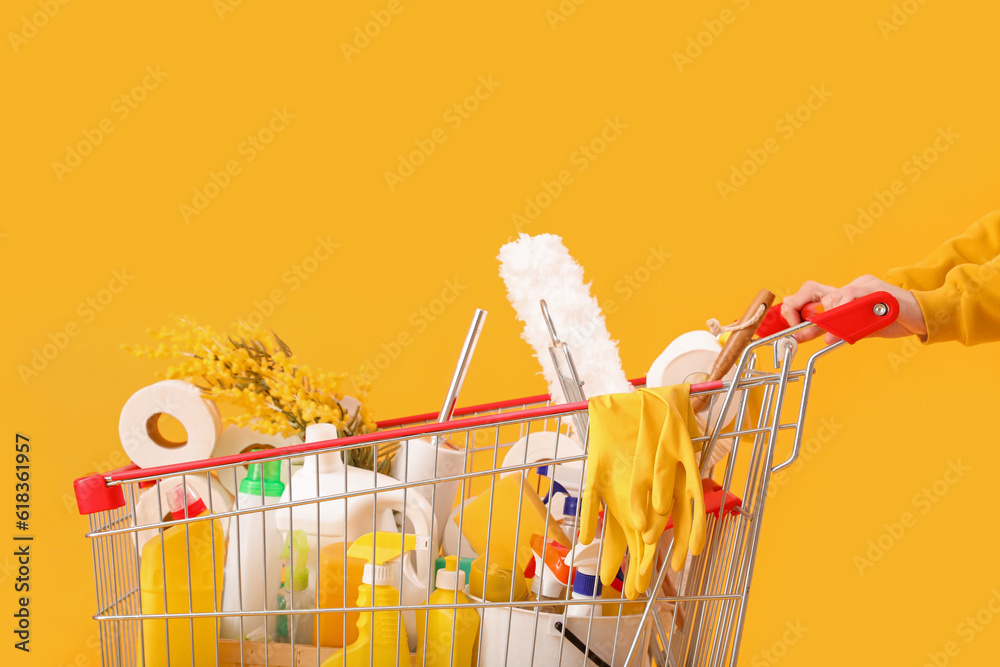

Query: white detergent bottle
<box><xmin>565</xmin><ymin>540</ymin><xmax>602</xmax><ymax>618</ymax></box>
<box><xmin>221</xmin><ymin>460</ymin><xmax>286</xmax><ymax>639</ymax></box>
<box><xmin>275</xmin><ymin>423</ymin><xmax>434</xmax><ymax>649</ymax></box>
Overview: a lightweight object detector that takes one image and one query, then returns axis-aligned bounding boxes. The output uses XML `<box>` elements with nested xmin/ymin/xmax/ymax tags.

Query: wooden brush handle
<box><xmin>691</xmin><ymin>289</ymin><xmax>775</xmax><ymax>413</ymax></box>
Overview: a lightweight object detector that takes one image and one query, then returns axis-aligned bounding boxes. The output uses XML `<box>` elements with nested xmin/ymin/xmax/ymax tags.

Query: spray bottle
<box><xmin>564</xmin><ymin>540</ymin><xmax>602</xmax><ymax>618</ymax></box>
<box><xmin>415</xmin><ymin>555</ymin><xmax>480</xmax><ymax>667</ymax></box>
<box><xmin>276</xmin><ymin>423</ymin><xmax>434</xmax><ymax>650</ymax></box>
<box><xmin>527</xmin><ymin>534</ymin><xmax>573</xmax><ymax>605</ymax></box>
<box><xmin>322</xmin><ymin>531</ymin><xmax>428</xmax><ymax>667</ymax></box>
<box><xmin>275</xmin><ymin>530</ymin><xmax>314</xmax><ymax>644</ymax></box>
<box><xmin>221</xmin><ymin>460</ymin><xmax>286</xmax><ymax>639</ymax></box>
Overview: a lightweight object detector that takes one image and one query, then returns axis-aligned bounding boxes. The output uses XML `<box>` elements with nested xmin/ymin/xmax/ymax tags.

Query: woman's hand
<box><xmin>781</xmin><ymin>275</ymin><xmax>928</xmax><ymax>343</ymax></box>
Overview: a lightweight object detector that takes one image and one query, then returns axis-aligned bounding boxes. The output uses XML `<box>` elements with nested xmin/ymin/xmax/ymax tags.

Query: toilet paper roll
<box><xmin>499</xmin><ymin>431</ymin><xmax>586</xmax><ymax>497</ymax></box>
<box><xmin>645</xmin><ymin>331</ymin><xmax>741</xmax><ymax>433</ymax></box>
<box><xmin>132</xmin><ymin>473</ymin><xmax>234</xmax><ymax>554</ymax></box>
<box><xmin>119</xmin><ymin>380</ymin><xmax>222</xmax><ymax>469</ymax></box>
<box><xmin>212</xmin><ymin>425</ymin><xmax>302</xmax><ymax>497</ymax></box>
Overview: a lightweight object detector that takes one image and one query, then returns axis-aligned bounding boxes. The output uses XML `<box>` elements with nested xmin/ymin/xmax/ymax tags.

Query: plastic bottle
<box><xmin>415</xmin><ymin>555</ymin><xmax>480</xmax><ymax>667</ymax></box>
<box><xmin>564</xmin><ymin>541</ymin><xmax>602</xmax><ymax>618</ymax></box>
<box><xmin>138</xmin><ymin>484</ymin><xmax>225</xmax><ymax>667</ymax></box>
<box><xmin>315</xmin><ymin>540</ymin><xmax>366</xmax><ymax>647</ymax></box>
<box><xmin>221</xmin><ymin>460</ymin><xmax>286</xmax><ymax>640</ymax></box>
<box><xmin>275</xmin><ymin>423</ymin><xmax>434</xmax><ymax>649</ymax></box>
<box><xmin>275</xmin><ymin>530</ymin><xmax>315</xmax><ymax>644</ymax></box>
<box><xmin>322</xmin><ymin>531</ymin><xmax>428</xmax><ymax>667</ymax></box>
<box><xmin>527</xmin><ymin>534</ymin><xmax>572</xmax><ymax>603</ymax></box>
<box><xmin>549</xmin><ymin>491</ymin><xmax>581</xmax><ymax>539</ymax></box>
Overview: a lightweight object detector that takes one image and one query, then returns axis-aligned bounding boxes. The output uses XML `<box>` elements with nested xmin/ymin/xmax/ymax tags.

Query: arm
<box><xmin>781</xmin><ymin>211</ymin><xmax>1000</xmax><ymax>345</ymax></box>
<box><xmin>883</xmin><ymin>210</ymin><xmax>1000</xmax><ymax>292</ymax></box>
<box><xmin>909</xmin><ymin>255</ymin><xmax>1000</xmax><ymax>345</ymax></box>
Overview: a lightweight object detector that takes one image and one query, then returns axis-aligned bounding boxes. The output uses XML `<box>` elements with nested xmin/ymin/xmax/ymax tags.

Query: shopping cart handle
<box><xmin>666</xmin><ymin>478</ymin><xmax>742</xmax><ymax>529</ymax></box>
<box><xmin>755</xmin><ymin>291</ymin><xmax>899</xmax><ymax>344</ymax></box>
<box><xmin>756</xmin><ymin>302</ymin><xmax>823</xmax><ymax>338</ymax></box>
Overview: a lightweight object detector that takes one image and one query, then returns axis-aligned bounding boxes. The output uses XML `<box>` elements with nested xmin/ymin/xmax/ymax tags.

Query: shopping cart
<box><xmin>73</xmin><ymin>293</ymin><xmax>899</xmax><ymax>667</ymax></box>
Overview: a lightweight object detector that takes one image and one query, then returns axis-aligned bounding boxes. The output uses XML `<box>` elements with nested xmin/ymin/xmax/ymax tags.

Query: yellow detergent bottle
<box><xmin>415</xmin><ymin>556</ymin><xmax>480</xmax><ymax>667</ymax></box>
<box><xmin>316</xmin><ymin>540</ymin><xmax>366</xmax><ymax>647</ymax></box>
<box><xmin>139</xmin><ymin>483</ymin><xmax>225</xmax><ymax>667</ymax></box>
<box><xmin>322</xmin><ymin>531</ymin><xmax>427</xmax><ymax>667</ymax></box>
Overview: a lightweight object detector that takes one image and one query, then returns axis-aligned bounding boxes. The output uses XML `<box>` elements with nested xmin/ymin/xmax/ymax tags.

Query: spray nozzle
<box><xmin>529</xmin><ymin>534</ymin><xmax>573</xmax><ymax>599</ymax></box>
<box><xmin>280</xmin><ymin>530</ymin><xmax>310</xmax><ymax>591</ymax></box>
<box><xmin>565</xmin><ymin>540</ymin><xmax>603</xmax><ymax>597</ymax></box>
<box><xmin>348</xmin><ymin>531</ymin><xmax>429</xmax><ymax>587</ymax></box>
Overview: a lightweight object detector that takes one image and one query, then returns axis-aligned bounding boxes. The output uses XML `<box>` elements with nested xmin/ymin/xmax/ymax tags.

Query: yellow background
<box><xmin>4</xmin><ymin>1</ymin><xmax>1000</xmax><ymax>665</ymax></box>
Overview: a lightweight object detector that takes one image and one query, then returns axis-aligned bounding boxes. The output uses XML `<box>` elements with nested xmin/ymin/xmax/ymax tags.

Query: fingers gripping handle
<box><xmin>757</xmin><ymin>291</ymin><xmax>900</xmax><ymax>343</ymax></box>
<box><xmin>756</xmin><ymin>302</ymin><xmax>824</xmax><ymax>338</ymax></box>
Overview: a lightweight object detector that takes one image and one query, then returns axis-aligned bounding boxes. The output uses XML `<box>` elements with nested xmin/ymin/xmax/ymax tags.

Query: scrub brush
<box><xmin>498</xmin><ymin>233</ymin><xmax>633</xmax><ymax>403</ymax></box>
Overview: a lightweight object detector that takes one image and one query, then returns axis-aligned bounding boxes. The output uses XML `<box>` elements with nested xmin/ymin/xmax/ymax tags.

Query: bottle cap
<box><xmin>362</xmin><ymin>563</ymin><xmax>396</xmax><ymax>587</ymax></box>
<box><xmin>562</xmin><ymin>495</ymin><xmax>579</xmax><ymax>520</ymax></box>
<box><xmin>573</xmin><ymin>572</ymin><xmax>602</xmax><ymax>598</ymax></box>
<box><xmin>530</xmin><ymin>568</ymin><xmax>567</xmax><ymax>599</ymax></box>
<box><xmin>239</xmin><ymin>460</ymin><xmax>286</xmax><ymax>498</ymax></box>
<box><xmin>435</xmin><ymin>555</ymin><xmax>466</xmax><ymax>591</ymax></box>
<box><xmin>167</xmin><ymin>483</ymin><xmax>206</xmax><ymax>520</ymax></box>
<box><xmin>305</xmin><ymin>423</ymin><xmax>343</xmax><ymax>474</ymax></box>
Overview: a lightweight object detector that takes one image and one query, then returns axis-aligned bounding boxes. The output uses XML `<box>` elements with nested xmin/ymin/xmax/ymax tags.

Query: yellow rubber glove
<box><xmin>633</xmin><ymin>386</ymin><xmax>706</xmax><ymax>573</ymax></box>
<box><xmin>579</xmin><ymin>391</ymin><xmax>653</xmax><ymax>600</ymax></box>
<box><xmin>580</xmin><ymin>386</ymin><xmax>708</xmax><ymax>599</ymax></box>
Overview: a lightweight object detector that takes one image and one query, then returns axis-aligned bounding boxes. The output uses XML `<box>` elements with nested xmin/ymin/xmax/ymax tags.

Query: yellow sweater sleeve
<box><xmin>882</xmin><ymin>210</ymin><xmax>1000</xmax><ymax>345</ymax></box>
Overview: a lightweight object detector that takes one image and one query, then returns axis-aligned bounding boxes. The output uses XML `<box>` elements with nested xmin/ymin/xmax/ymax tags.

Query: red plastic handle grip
<box><xmin>756</xmin><ymin>302</ymin><xmax>823</xmax><ymax>338</ymax></box>
<box><xmin>756</xmin><ymin>291</ymin><xmax>899</xmax><ymax>344</ymax></box>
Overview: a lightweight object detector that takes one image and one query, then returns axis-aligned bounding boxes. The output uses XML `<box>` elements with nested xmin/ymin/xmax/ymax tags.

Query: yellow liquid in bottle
<box><xmin>316</xmin><ymin>541</ymin><xmax>366</xmax><ymax>647</ymax></box>
<box><xmin>139</xmin><ymin>512</ymin><xmax>224</xmax><ymax>666</ymax></box>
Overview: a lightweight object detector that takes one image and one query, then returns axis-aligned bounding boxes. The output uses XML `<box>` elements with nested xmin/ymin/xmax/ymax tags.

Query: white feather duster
<box><xmin>498</xmin><ymin>233</ymin><xmax>634</xmax><ymax>402</ymax></box>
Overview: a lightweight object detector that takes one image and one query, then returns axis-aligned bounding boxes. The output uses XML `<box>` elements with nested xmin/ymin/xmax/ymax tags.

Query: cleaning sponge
<box><xmin>498</xmin><ymin>233</ymin><xmax>633</xmax><ymax>402</ymax></box>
